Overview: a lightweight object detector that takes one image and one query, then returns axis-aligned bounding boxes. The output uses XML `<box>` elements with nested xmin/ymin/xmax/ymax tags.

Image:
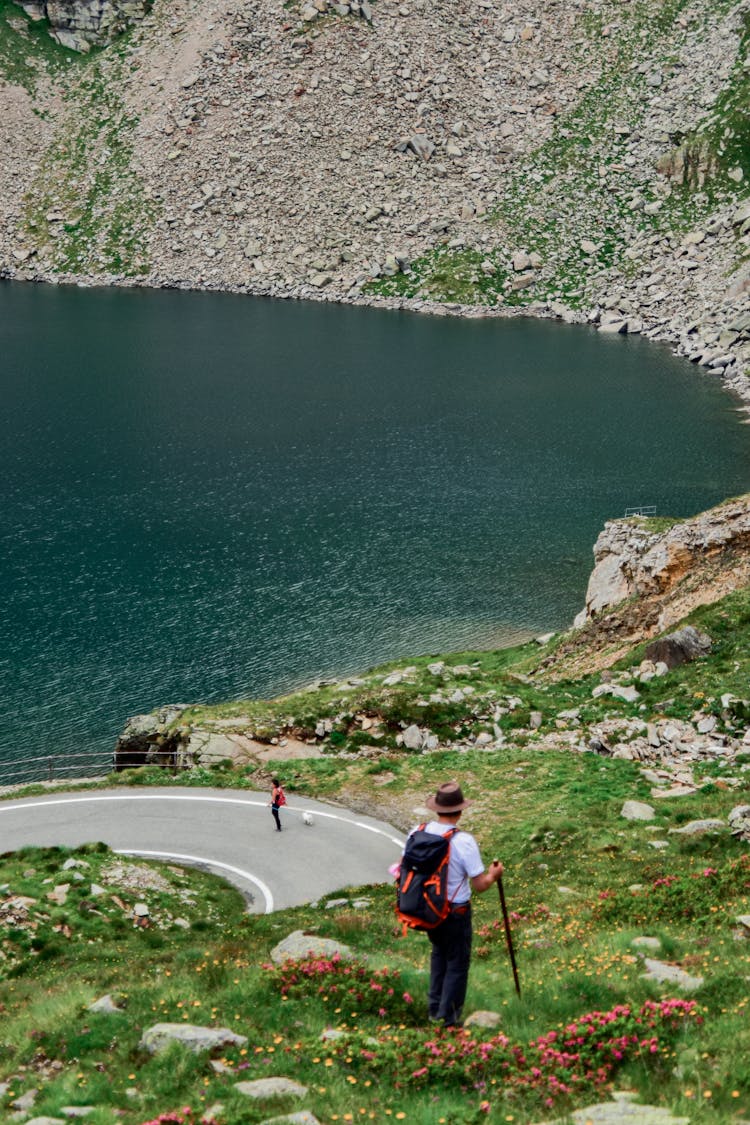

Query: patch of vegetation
<box><xmin>21</xmin><ymin>51</ymin><xmax>156</xmax><ymax>276</ymax></box>
<box><xmin>0</xmin><ymin>0</ymin><xmax>76</xmax><ymax>93</ymax></box>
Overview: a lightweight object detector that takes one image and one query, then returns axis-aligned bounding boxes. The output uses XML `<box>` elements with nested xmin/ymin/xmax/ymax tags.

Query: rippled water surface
<box><xmin>1</xmin><ymin>281</ymin><xmax>748</xmax><ymax>774</ymax></box>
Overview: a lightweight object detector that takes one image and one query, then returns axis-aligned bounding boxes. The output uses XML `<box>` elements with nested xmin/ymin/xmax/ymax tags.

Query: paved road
<box><xmin>0</xmin><ymin>787</ymin><xmax>405</xmax><ymax>914</ymax></box>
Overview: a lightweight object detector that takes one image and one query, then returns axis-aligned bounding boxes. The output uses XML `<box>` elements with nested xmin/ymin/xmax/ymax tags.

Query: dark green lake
<box><xmin>1</xmin><ymin>280</ymin><xmax>748</xmax><ymax>778</ymax></box>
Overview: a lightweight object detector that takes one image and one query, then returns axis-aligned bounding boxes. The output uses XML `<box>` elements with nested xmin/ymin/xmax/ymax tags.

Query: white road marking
<box><xmin>0</xmin><ymin>793</ymin><xmax>404</xmax><ymax>847</ymax></box>
<box><xmin>116</xmin><ymin>848</ymin><xmax>274</xmax><ymax>913</ymax></box>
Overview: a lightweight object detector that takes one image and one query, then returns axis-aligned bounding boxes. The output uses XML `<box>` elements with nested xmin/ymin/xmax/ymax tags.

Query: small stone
<box><xmin>88</xmin><ymin>994</ymin><xmax>123</xmax><ymax>1013</ymax></box>
<box><xmin>234</xmin><ymin>1076</ymin><xmax>308</xmax><ymax>1099</ymax></box>
<box><xmin>12</xmin><ymin>1089</ymin><xmax>39</xmax><ymax>1110</ymax></box>
<box><xmin>259</xmin><ymin>1113</ymin><xmax>322</xmax><ymax>1125</ymax></box>
<box><xmin>402</xmin><ymin>724</ymin><xmax>423</xmax><ymax>750</ymax></box>
<box><xmin>668</xmin><ymin>819</ymin><xmax>725</xmax><ymax>836</ymax></box>
<box><xmin>139</xmin><ymin>1023</ymin><xmax>248</xmax><ymax>1054</ymax></box>
<box><xmin>631</xmin><ymin>936</ymin><xmax>661</xmax><ymax>951</ymax></box>
<box><xmin>270</xmin><ymin>931</ymin><xmax>356</xmax><ymax>964</ymax></box>
<box><xmin>464</xmin><ymin>1009</ymin><xmax>502</xmax><ymax>1029</ymax></box>
<box><xmin>621</xmin><ymin>801</ymin><xmax>656</xmax><ymax>821</ymax></box>
<box><xmin>641</xmin><ymin>958</ymin><xmax>703</xmax><ymax>992</ymax></box>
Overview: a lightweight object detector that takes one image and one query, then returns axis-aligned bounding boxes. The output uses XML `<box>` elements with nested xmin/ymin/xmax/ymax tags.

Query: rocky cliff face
<box><xmin>530</xmin><ymin>494</ymin><xmax>750</xmax><ymax>681</ymax></box>
<box><xmin>576</xmin><ymin>496</ymin><xmax>750</xmax><ymax>629</ymax></box>
<box><xmin>16</xmin><ymin>0</ymin><xmax>149</xmax><ymax>51</ymax></box>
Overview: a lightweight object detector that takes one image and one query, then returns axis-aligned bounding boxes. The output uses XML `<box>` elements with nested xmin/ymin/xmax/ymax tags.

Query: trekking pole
<box><xmin>496</xmin><ymin>870</ymin><xmax>521</xmax><ymax>997</ymax></box>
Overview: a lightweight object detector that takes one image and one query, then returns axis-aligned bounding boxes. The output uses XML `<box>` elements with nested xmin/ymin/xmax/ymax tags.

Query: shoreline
<box><xmin>4</xmin><ymin>264</ymin><xmax>750</xmax><ymax>416</ymax></box>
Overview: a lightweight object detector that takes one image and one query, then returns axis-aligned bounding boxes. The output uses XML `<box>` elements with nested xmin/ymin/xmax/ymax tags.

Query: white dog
<box><xmin>302</xmin><ymin>811</ymin><xmax>314</xmax><ymax>826</ymax></box>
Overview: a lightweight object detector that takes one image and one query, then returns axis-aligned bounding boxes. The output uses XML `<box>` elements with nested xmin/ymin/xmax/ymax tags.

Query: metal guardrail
<box><xmin>0</xmin><ymin>750</ymin><xmax>114</xmax><ymax>789</ymax></box>
<box><xmin>624</xmin><ymin>505</ymin><xmax>657</xmax><ymax>517</ymax></box>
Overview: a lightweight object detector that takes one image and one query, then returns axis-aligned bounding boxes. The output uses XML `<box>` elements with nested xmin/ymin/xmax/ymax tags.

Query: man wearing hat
<box><xmin>413</xmin><ymin>780</ymin><xmax>503</xmax><ymax>1028</ymax></box>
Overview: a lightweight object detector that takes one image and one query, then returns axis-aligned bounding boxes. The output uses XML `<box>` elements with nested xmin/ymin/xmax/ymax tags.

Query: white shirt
<box><xmin>407</xmin><ymin>820</ymin><xmax>485</xmax><ymax>905</ymax></box>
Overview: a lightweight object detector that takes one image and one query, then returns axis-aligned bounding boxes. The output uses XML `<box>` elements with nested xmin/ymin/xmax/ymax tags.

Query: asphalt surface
<box><xmin>0</xmin><ymin>787</ymin><xmax>405</xmax><ymax>913</ymax></box>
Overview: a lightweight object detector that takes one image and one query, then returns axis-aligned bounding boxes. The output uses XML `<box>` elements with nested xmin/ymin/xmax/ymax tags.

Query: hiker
<box><xmin>269</xmin><ymin>777</ymin><xmax>286</xmax><ymax>831</ymax></box>
<box><xmin>402</xmin><ymin>780</ymin><xmax>503</xmax><ymax>1028</ymax></box>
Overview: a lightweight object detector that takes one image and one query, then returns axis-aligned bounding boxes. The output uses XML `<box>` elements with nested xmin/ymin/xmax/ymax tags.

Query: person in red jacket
<box><xmin>270</xmin><ymin>778</ymin><xmax>286</xmax><ymax>832</ymax></box>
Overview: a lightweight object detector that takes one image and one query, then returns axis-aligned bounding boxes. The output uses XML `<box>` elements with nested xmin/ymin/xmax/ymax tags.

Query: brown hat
<box><xmin>425</xmin><ymin>780</ymin><xmax>472</xmax><ymax>814</ymax></box>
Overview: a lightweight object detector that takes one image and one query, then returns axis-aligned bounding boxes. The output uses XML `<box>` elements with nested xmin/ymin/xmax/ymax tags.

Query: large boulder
<box><xmin>269</xmin><ymin>931</ymin><xmax>356</xmax><ymax>965</ymax></box>
<box><xmin>644</xmin><ymin>626</ymin><xmax>712</xmax><ymax>669</ymax></box>
<box><xmin>139</xmin><ymin>1023</ymin><xmax>248</xmax><ymax>1054</ymax></box>
<box><xmin>15</xmin><ymin>0</ymin><xmax>151</xmax><ymax>50</ymax></box>
<box><xmin>113</xmin><ymin>706</ymin><xmax>188</xmax><ymax>770</ymax></box>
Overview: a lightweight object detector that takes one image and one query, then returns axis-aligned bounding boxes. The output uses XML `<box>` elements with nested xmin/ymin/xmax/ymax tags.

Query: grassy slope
<box><xmin>2</xmin><ymin>582</ymin><xmax>750</xmax><ymax>1124</ymax></box>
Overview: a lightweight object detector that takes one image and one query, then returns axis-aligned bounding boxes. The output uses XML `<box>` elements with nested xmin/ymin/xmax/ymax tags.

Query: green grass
<box><xmin>1</xmin><ymin>731</ymin><xmax>749</xmax><ymax>1122</ymax></box>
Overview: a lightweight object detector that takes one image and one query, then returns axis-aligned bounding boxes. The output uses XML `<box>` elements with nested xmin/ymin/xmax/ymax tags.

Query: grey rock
<box><xmin>269</xmin><ymin>930</ymin><xmax>356</xmax><ymax>965</ymax></box>
<box><xmin>631</xmin><ymin>936</ymin><xmax>661</xmax><ymax>951</ymax></box>
<box><xmin>611</xmin><ymin>685</ymin><xmax>640</xmax><ymax>703</ymax></box>
<box><xmin>88</xmin><ymin>993</ymin><xmax>123</xmax><ymax>1013</ymax></box>
<box><xmin>621</xmin><ymin>800</ymin><xmax>656</xmax><ymax>821</ymax></box>
<box><xmin>464</xmin><ymin>1009</ymin><xmax>502</xmax><ymax>1029</ymax></box>
<box><xmin>402</xmin><ymin>724</ymin><xmax>424</xmax><ymax>750</ymax></box>
<box><xmin>234</xmin><ymin>1076</ymin><xmax>308</xmax><ymax>1099</ymax></box>
<box><xmin>18</xmin><ymin>0</ymin><xmax>151</xmax><ymax>50</ymax></box>
<box><xmin>60</xmin><ymin>1109</ymin><xmax>96</xmax><ymax>1118</ymax></box>
<box><xmin>538</xmin><ymin>1099</ymin><xmax>689</xmax><ymax>1124</ymax></box>
<box><xmin>668</xmin><ymin>819</ymin><xmax>725</xmax><ymax>836</ymax></box>
<box><xmin>23</xmin><ymin>1119</ymin><xmax>66</xmax><ymax>1125</ymax></box>
<box><xmin>644</xmin><ymin>626</ymin><xmax>712</xmax><ymax>670</ymax></box>
<box><xmin>406</xmin><ymin>134</ymin><xmax>435</xmax><ymax>161</ymax></box>
<box><xmin>139</xmin><ymin>1023</ymin><xmax>248</xmax><ymax>1054</ymax></box>
<box><xmin>641</xmin><ymin>958</ymin><xmax>704</xmax><ymax>992</ymax></box>
<box><xmin>259</xmin><ymin>1113</ymin><xmax>322</xmax><ymax>1125</ymax></box>
<box><xmin>12</xmin><ymin>1089</ymin><xmax>38</xmax><ymax>1110</ymax></box>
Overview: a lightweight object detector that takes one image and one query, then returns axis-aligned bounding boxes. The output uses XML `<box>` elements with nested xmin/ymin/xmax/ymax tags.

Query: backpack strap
<box><xmin>444</xmin><ymin>826</ymin><xmax>460</xmax><ymax>906</ymax></box>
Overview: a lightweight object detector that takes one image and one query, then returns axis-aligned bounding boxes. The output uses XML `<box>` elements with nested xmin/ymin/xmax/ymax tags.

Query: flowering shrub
<box><xmin>139</xmin><ymin>1110</ymin><xmax>216</xmax><ymax>1125</ymax></box>
<box><xmin>594</xmin><ymin>855</ymin><xmax>750</xmax><ymax>926</ymax></box>
<box><xmin>324</xmin><ymin>998</ymin><xmax>699</xmax><ymax>1109</ymax></box>
<box><xmin>262</xmin><ymin>953</ymin><xmax>415</xmax><ymax>1018</ymax></box>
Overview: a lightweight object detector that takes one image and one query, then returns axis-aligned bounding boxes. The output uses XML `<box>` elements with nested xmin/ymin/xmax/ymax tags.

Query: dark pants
<box><xmin>427</xmin><ymin>904</ymin><xmax>472</xmax><ymax>1027</ymax></box>
<box><xmin>271</xmin><ymin>804</ymin><xmax>281</xmax><ymax>831</ymax></box>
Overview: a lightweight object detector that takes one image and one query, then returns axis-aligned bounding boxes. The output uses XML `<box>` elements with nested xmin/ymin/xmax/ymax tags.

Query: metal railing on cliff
<box><xmin>0</xmin><ymin>750</ymin><xmax>115</xmax><ymax>790</ymax></box>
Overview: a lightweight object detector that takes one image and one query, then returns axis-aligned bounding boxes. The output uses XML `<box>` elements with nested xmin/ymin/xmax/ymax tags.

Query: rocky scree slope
<box><xmin>0</xmin><ymin>0</ymin><xmax>748</xmax><ymax>401</ymax></box>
